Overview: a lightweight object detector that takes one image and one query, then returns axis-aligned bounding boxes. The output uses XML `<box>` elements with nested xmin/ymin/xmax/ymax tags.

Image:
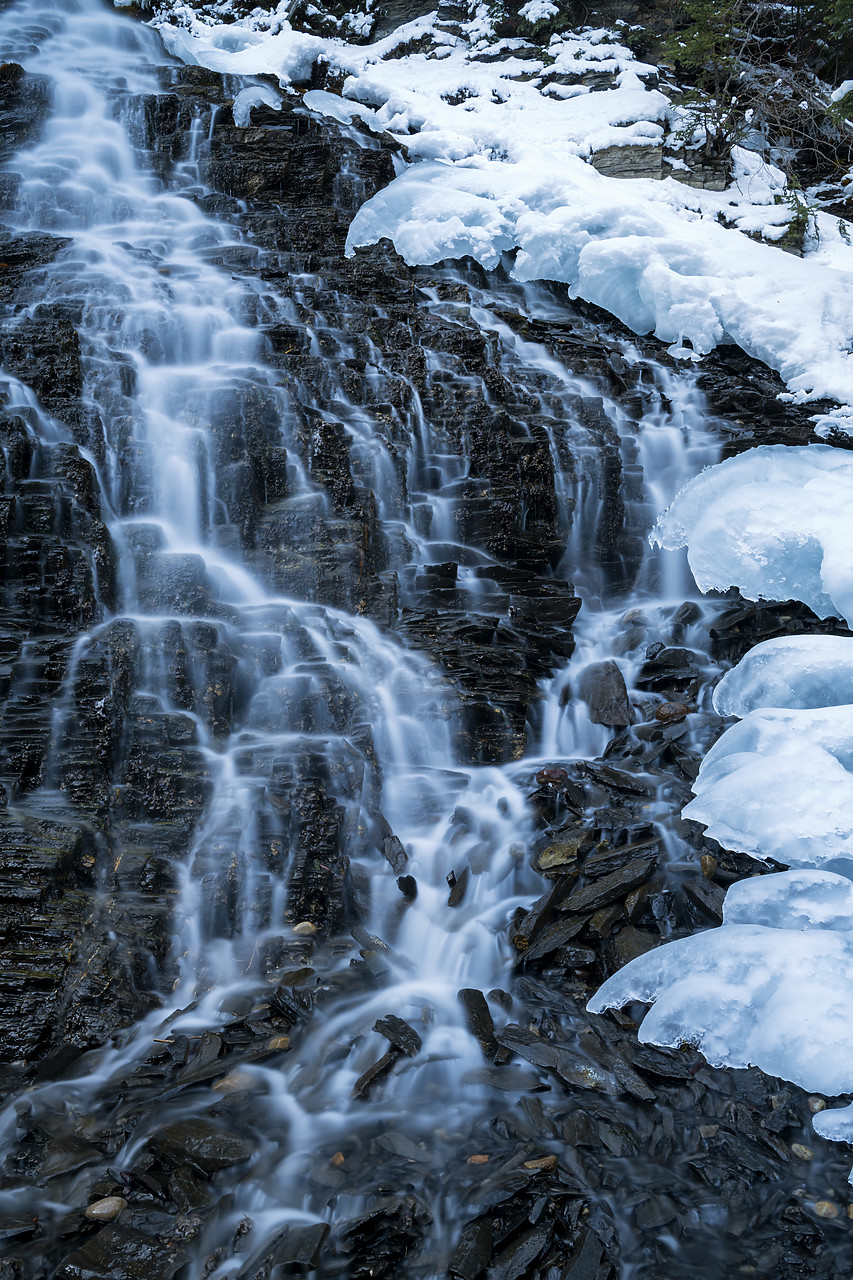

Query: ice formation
<box><xmin>684</xmin><ymin>704</ymin><xmax>853</xmax><ymax>867</ymax></box>
<box><xmin>712</xmin><ymin>634</ymin><xmax>853</xmax><ymax>717</ymax></box>
<box><xmin>588</xmin><ymin>869</ymin><xmax>853</xmax><ymax>1100</ymax></box>
<box><xmin>652</xmin><ymin>445</ymin><xmax>853</xmax><ymax>624</ymax></box>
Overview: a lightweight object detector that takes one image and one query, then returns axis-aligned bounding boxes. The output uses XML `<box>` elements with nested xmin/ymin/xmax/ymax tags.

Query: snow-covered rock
<box><xmin>652</xmin><ymin>445</ymin><xmax>853</xmax><ymax>624</ymax></box>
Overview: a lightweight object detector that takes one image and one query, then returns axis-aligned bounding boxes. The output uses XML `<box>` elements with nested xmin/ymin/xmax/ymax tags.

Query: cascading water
<box><xmin>0</xmin><ymin>3</ymin><xmax>840</xmax><ymax>1277</ymax></box>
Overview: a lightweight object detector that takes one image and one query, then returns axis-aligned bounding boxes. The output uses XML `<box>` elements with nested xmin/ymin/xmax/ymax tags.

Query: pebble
<box><xmin>700</xmin><ymin>1124</ymin><xmax>719</xmax><ymax>1139</ymax></box>
<box><xmin>292</xmin><ymin>921</ymin><xmax>317</xmax><ymax>937</ymax></box>
<box><xmin>808</xmin><ymin>1095</ymin><xmax>827</xmax><ymax>1113</ymax></box>
<box><xmin>84</xmin><ymin>1196</ymin><xmax>127</xmax><ymax>1221</ymax></box>
<box><xmin>331</xmin><ymin>1151</ymin><xmax>345</xmax><ymax>1167</ymax></box>
<box><xmin>814</xmin><ymin>1200</ymin><xmax>839</xmax><ymax>1219</ymax></box>
<box><xmin>700</xmin><ymin>854</ymin><xmax>718</xmax><ymax>879</ymax></box>
<box><xmin>792</xmin><ymin>1143</ymin><xmax>814</xmax><ymax>1160</ymax></box>
<box><xmin>655</xmin><ymin>701</ymin><xmax>689</xmax><ymax>723</ymax></box>
<box><xmin>212</xmin><ymin>1070</ymin><xmax>255</xmax><ymax>1094</ymax></box>
<box><xmin>847</xmin><ymin>1204</ymin><xmax>853</xmax><ymax>1220</ymax></box>
<box><xmin>267</xmin><ymin>1035</ymin><xmax>291</xmax><ymax>1051</ymax></box>
<box><xmin>467</xmin><ymin>1154</ymin><xmax>489</xmax><ymax>1164</ymax></box>
<box><xmin>523</xmin><ymin>1155</ymin><xmax>558</xmax><ymax>1172</ymax></box>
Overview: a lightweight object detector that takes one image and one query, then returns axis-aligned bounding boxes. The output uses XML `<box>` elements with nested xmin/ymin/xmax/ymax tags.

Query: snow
<box><xmin>587</xmin><ymin>873</ymin><xmax>853</xmax><ymax>1099</ymax></box>
<box><xmin>684</xmin><ymin>704</ymin><xmax>853</xmax><ymax>868</ymax></box>
<box><xmin>141</xmin><ymin>1</ymin><xmax>853</xmax><ymax>414</ymax></box>
<box><xmin>232</xmin><ymin>84</ymin><xmax>282</xmax><ymax>126</ymax></box>
<box><xmin>652</xmin><ymin>445</ymin><xmax>853</xmax><ymax>624</ymax></box>
<box><xmin>713</xmin><ymin>635</ymin><xmax>853</xmax><ymax>717</ymax></box>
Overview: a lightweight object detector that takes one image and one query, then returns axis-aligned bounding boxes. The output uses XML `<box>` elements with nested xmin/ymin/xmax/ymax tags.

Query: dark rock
<box><xmin>373</xmin><ymin>1014</ymin><xmax>422</xmax><ymax>1056</ymax></box>
<box><xmin>577</xmin><ymin>659</ymin><xmax>632</xmax><ymax>727</ymax></box>
<box><xmin>353</xmin><ymin>1050</ymin><xmax>401</xmax><ymax>1097</ymax></box>
<box><xmin>149</xmin><ymin>1120</ymin><xmax>254</xmax><ymax>1173</ymax></box>
<box><xmin>559</xmin><ymin>857</ymin><xmax>656</xmax><ymax>915</ymax></box>
<box><xmin>682</xmin><ymin>876</ymin><xmax>726</xmax><ymax>924</ymax></box>
<box><xmin>495</xmin><ymin>1025</ymin><xmax>618</xmax><ymax>1093</ymax></box>
<box><xmin>236</xmin><ymin>1222</ymin><xmax>329</xmax><ymax>1278</ymax></box>
<box><xmin>56</xmin><ymin>1225</ymin><xmax>187</xmax><ymax>1280</ymax></box>
<box><xmin>448</xmin><ymin>1216</ymin><xmax>492</xmax><ymax>1280</ymax></box>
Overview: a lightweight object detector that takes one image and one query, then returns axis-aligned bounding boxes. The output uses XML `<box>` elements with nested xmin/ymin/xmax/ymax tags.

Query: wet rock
<box><xmin>512</xmin><ymin>879</ymin><xmax>565</xmax><ymax>952</ymax></box>
<box><xmin>236</xmin><ymin>1222</ymin><xmax>330</xmax><ymax>1278</ymax></box>
<box><xmin>448</xmin><ymin>1216</ymin><xmax>492</xmax><ymax>1280</ymax></box>
<box><xmin>0</xmin><ymin>64</ymin><xmax>50</xmax><ymax>159</ymax></box>
<box><xmin>561</xmin><ymin>1229</ymin><xmax>602</xmax><ymax>1280</ymax></box>
<box><xmin>655</xmin><ymin>701</ymin><xmax>689</xmax><ymax>723</ymax></box>
<box><xmin>373</xmin><ymin>1014</ymin><xmax>422</xmax><ymax>1056</ymax></box>
<box><xmin>608</xmin><ymin>925</ymin><xmax>659</xmax><ymax>970</ymax></box>
<box><xmin>396</xmin><ymin>874</ymin><xmax>417</xmax><ymax>898</ymax></box>
<box><xmin>56</xmin><ymin>1225</ymin><xmax>188</xmax><ymax>1280</ymax></box>
<box><xmin>495</xmin><ymin>1025</ymin><xmax>618</xmax><ymax>1093</ymax></box>
<box><xmin>458</xmin><ymin>988</ymin><xmax>506</xmax><ymax>1064</ymax></box>
<box><xmin>487</xmin><ymin>1221</ymin><xmax>550</xmax><ymax>1279</ymax></box>
<box><xmin>577</xmin><ymin>659</ymin><xmax>632</xmax><ymax>727</ymax></box>
<box><xmin>352</xmin><ymin>1050</ymin><xmax>401</xmax><ymax>1097</ymax></box>
<box><xmin>149</xmin><ymin>1120</ymin><xmax>254</xmax><ymax>1174</ymax></box>
<box><xmin>559</xmin><ymin>857</ymin><xmax>656</xmax><ymax>915</ymax></box>
<box><xmin>682</xmin><ymin>876</ymin><xmax>726</xmax><ymax>924</ymax></box>
<box><xmin>84</xmin><ymin>1198</ymin><xmax>127</xmax><ymax>1223</ymax></box>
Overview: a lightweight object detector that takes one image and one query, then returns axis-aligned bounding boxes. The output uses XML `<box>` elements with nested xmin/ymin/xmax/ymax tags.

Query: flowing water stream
<box><xmin>0</xmin><ymin>3</ymin><xmax>786</xmax><ymax>1276</ymax></box>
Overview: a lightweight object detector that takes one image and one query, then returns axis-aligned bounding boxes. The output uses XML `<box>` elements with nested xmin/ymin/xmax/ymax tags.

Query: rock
<box><xmin>578</xmin><ymin>660</ymin><xmax>632</xmax><ymax>727</ymax></box>
<box><xmin>522</xmin><ymin>1155</ymin><xmax>558</xmax><ymax>1171</ymax></box>
<box><xmin>512</xmin><ymin>879</ymin><xmax>565</xmax><ymax>951</ymax></box>
<box><xmin>292</xmin><ymin>921</ymin><xmax>317</xmax><ymax>937</ymax></box>
<box><xmin>84</xmin><ymin>1198</ymin><xmax>127</xmax><ymax>1223</ymax></box>
<box><xmin>682</xmin><ymin>877</ymin><xmax>726</xmax><ymax>924</ymax></box>
<box><xmin>495</xmin><ymin>1025</ymin><xmax>618</xmax><ymax>1093</ymax></box>
<box><xmin>814</xmin><ymin>1200</ymin><xmax>839</xmax><ymax>1219</ymax></box>
<box><xmin>236</xmin><ymin>1222</ymin><xmax>330</xmax><ymax>1279</ymax></box>
<box><xmin>562</xmin><ymin>1230</ymin><xmax>602</xmax><ymax>1280</ymax></box>
<box><xmin>149</xmin><ymin>1120</ymin><xmax>254</xmax><ymax>1173</ymax></box>
<box><xmin>211</xmin><ymin>1069</ymin><xmax>256</xmax><ymax>1093</ymax></box>
<box><xmin>448</xmin><ymin>1216</ymin><xmax>492</xmax><ymax>1279</ymax></box>
<box><xmin>791</xmin><ymin>1143</ymin><xmax>814</xmax><ymax>1160</ymax></box>
<box><xmin>655</xmin><ymin>701</ymin><xmax>689</xmax><ymax>723</ymax></box>
<box><xmin>591</xmin><ymin>143</ymin><xmax>664</xmax><ymax>181</ymax></box>
<box><xmin>447</xmin><ymin>864</ymin><xmax>470</xmax><ymax>906</ymax></box>
<box><xmin>608</xmin><ymin>925</ymin><xmax>659</xmax><ymax>970</ymax></box>
<box><xmin>397</xmin><ymin>874</ymin><xmax>418</xmax><ymax>898</ymax></box>
<box><xmin>352</xmin><ymin>1050</ymin><xmax>401</xmax><ymax>1097</ymax></box>
<box><xmin>559</xmin><ymin>857</ymin><xmax>656</xmax><ymax>915</ymax></box>
<box><xmin>56</xmin><ymin>1225</ymin><xmax>187</xmax><ymax>1280</ymax></box>
<box><xmin>458</xmin><ymin>988</ymin><xmax>505</xmax><ymax>1063</ymax></box>
<box><xmin>373</xmin><ymin>1014</ymin><xmax>422</xmax><ymax>1056</ymax></box>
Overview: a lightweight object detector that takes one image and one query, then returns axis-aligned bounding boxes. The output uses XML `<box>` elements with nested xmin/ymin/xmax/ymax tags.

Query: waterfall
<box><xmin>0</xmin><ymin>2</ymin><xmax>836</xmax><ymax>1277</ymax></box>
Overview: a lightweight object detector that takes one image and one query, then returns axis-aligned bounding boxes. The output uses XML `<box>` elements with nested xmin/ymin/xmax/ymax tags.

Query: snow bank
<box><xmin>588</xmin><ymin>871</ymin><xmax>853</xmax><ymax>1099</ymax></box>
<box><xmin>713</xmin><ymin>634</ymin><xmax>853</xmax><ymax>716</ymax></box>
<box><xmin>143</xmin><ymin>2</ymin><xmax>853</xmax><ymax>410</ymax></box>
<box><xmin>684</xmin><ymin>704</ymin><xmax>853</xmax><ymax>867</ymax></box>
<box><xmin>652</xmin><ymin>445</ymin><xmax>853</xmax><ymax>623</ymax></box>
<box><xmin>590</xmin><ymin>568</ymin><xmax>853</xmax><ymax>1165</ymax></box>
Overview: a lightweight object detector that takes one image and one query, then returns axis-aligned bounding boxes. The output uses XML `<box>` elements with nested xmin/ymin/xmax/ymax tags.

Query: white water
<box><xmin>0</xmin><ymin>1</ymin><xmax>730</xmax><ymax>1272</ymax></box>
